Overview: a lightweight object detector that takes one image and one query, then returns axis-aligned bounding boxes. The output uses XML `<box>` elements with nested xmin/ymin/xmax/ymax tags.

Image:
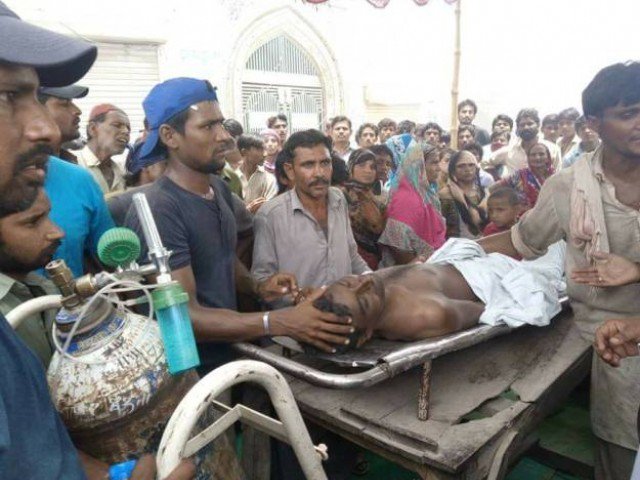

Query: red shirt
<box><xmin>482</xmin><ymin>222</ymin><xmax>509</xmax><ymax>236</ymax></box>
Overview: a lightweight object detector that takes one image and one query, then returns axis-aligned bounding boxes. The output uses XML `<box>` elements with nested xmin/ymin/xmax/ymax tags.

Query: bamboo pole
<box><xmin>449</xmin><ymin>0</ymin><xmax>462</xmax><ymax>149</ymax></box>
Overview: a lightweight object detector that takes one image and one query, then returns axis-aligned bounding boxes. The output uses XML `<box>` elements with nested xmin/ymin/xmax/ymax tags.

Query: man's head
<box><xmin>330</xmin><ymin>116</ymin><xmax>352</xmax><ymax>146</ymax></box>
<box><xmin>282</xmin><ymin>129</ymin><xmax>333</xmax><ymax>200</ymax></box>
<box><xmin>574</xmin><ymin>115</ymin><xmax>600</xmax><ymax>149</ymax></box>
<box><xmin>490</xmin><ymin>130</ymin><xmax>510</xmax><ymax>152</ymax></box>
<box><xmin>237</xmin><ymin>134</ymin><xmax>265</xmax><ymax>168</ymax></box>
<box><xmin>582</xmin><ymin>62</ymin><xmax>640</xmax><ymax>159</ymax></box>
<box><xmin>423</xmin><ymin>144</ymin><xmax>440</xmax><ymax>184</ymax></box>
<box><xmin>274</xmin><ymin>150</ymin><xmax>292</xmax><ymax>195</ymax></box>
<box><xmin>397</xmin><ymin>120</ymin><xmax>416</xmax><ymax>136</ymax></box>
<box><xmin>377</xmin><ymin>118</ymin><xmax>397</xmax><ymax>143</ymax></box>
<box><xmin>0</xmin><ymin>188</ymin><xmax>64</xmax><ymax>276</ymax></box>
<box><xmin>314</xmin><ymin>274</ymin><xmax>386</xmax><ymax>351</ymax></box>
<box><xmin>458</xmin><ymin>99</ymin><xmax>478</xmax><ymax>125</ymax></box>
<box><xmin>540</xmin><ymin>114</ymin><xmax>560</xmax><ymax>143</ymax></box>
<box><xmin>492</xmin><ymin>114</ymin><xmax>513</xmax><ymax>134</ymax></box>
<box><xmin>515</xmin><ymin>108</ymin><xmax>540</xmax><ymax>142</ymax></box>
<box><xmin>457</xmin><ymin>124</ymin><xmax>476</xmax><ymax>147</ymax></box>
<box><xmin>369</xmin><ymin>144</ymin><xmax>394</xmax><ymax>185</ymax></box>
<box><xmin>86</xmin><ymin>104</ymin><xmax>130</xmax><ymax>158</ymax></box>
<box><xmin>557</xmin><ymin>107</ymin><xmax>581</xmax><ymax>140</ymax></box>
<box><xmin>424</xmin><ymin>122</ymin><xmax>443</xmax><ymax>145</ymax></box>
<box><xmin>487</xmin><ymin>187</ymin><xmax>520</xmax><ymax>228</ymax></box>
<box><xmin>124</xmin><ymin>141</ymin><xmax>166</xmax><ymax>188</ymax></box>
<box><xmin>0</xmin><ymin>1</ymin><xmax>96</xmax><ymax>217</ymax></box>
<box><xmin>223</xmin><ymin>118</ymin><xmax>244</xmax><ymax>139</ymax></box>
<box><xmin>267</xmin><ymin>113</ymin><xmax>288</xmax><ymax>143</ymax></box>
<box><xmin>260</xmin><ymin>129</ymin><xmax>281</xmax><ymax>158</ymax></box>
<box><xmin>462</xmin><ymin>141</ymin><xmax>483</xmax><ymax>163</ymax></box>
<box><xmin>38</xmin><ymin>84</ymin><xmax>88</xmax><ymax>145</ymax></box>
<box><xmin>141</xmin><ymin>77</ymin><xmax>233</xmax><ymax>174</ymax></box>
<box><xmin>355</xmin><ymin>123</ymin><xmax>379</xmax><ymax>148</ymax></box>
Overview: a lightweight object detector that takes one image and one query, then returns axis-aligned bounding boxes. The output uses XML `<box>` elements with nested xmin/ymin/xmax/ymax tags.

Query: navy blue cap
<box><xmin>0</xmin><ymin>1</ymin><xmax>96</xmax><ymax>87</ymax></box>
<box><xmin>139</xmin><ymin>77</ymin><xmax>218</xmax><ymax>160</ymax></box>
<box><xmin>126</xmin><ymin>140</ymin><xmax>164</xmax><ymax>175</ymax></box>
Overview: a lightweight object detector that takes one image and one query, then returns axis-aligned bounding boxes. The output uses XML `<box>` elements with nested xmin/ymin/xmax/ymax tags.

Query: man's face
<box><xmin>284</xmin><ymin>144</ymin><xmax>332</xmax><ymax>200</ymax></box>
<box><xmin>331</xmin><ymin>121</ymin><xmax>352</xmax><ymax>144</ymax></box>
<box><xmin>243</xmin><ymin>146</ymin><xmax>265</xmax><ymax>168</ymax></box>
<box><xmin>263</xmin><ymin>136</ymin><xmax>280</xmax><ymax>156</ymax></box>
<box><xmin>171</xmin><ymin>101</ymin><xmax>234</xmax><ymax>174</ymax></box>
<box><xmin>323</xmin><ymin>274</ymin><xmax>385</xmax><ymax>337</ymax></box>
<box><xmin>577</xmin><ymin>124</ymin><xmax>600</xmax><ymax>146</ymax></box>
<box><xmin>272</xmin><ymin>119</ymin><xmax>288</xmax><ymax>143</ymax></box>
<box><xmin>558</xmin><ymin>119</ymin><xmax>576</xmax><ymax>139</ymax></box>
<box><xmin>493</xmin><ymin>119</ymin><xmax>511</xmax><ymax>134</ymax></box>
<box><xmin>357</xmin><ymin>127</ymin><xmax>377</xmax><ymax>148</ymax></box>
<box><xmin>487</xmin><ymin>197</ymin><xmax>519</xmax><ymax>229</ymax></box>
<box><xmin>44</xmin><ymin>97</ymin><xmax>82</xmax><ymax>144</ymax></box>
<box><xmin>516</xmin><ymin>117</ymin><xmax>539</xmax><ymax>142</ymax></box>
<box><xmin>491</xmin><ymin>133</ymin><xmax>509</xmax><ymax>151</ymax></box>
<box><xmin>458</xmin><ymin>105</ymin><xmax>475</xmax><ymax>125</ymax></box>
<box><xmin>458</xmin><ymin>129</ymin><xmax>474</xmax><ymax>147</ymax></box>
<box><xmin>90</xmin><ymin>110</ymin><xmax>131</xmax><ymax>157</ymax></box>
<box><xmin>374</xmin><ymin>152</ymin><xmax>393</xmax><ymax>184</ymax></box>
<box><xmin>0</xmin><ymin>189</ymin><xmax>64</xmax><ymax>274</ymax></box>
<box><xmin>425</xmin><ymin>152</ymin><xmax>440</xmax><ymax>183</ymax></box>
<box><xmin>379</xmin><ymin>125</ymin><xmax>396</xmax><ymax>143</ymax></box>
<box><xmin>592</xmin><ymin>102</ymin><xmax>640</xmax><ymax>159</ymax></box>
<box><xmin>541</xmin><ymin>123</ymin><xmax>559</xmax><ymax>143</ymax></box>
<box><xmin>425</xmin><ymin>128</ymin><xmax>441</xmax><ymax>145</ymax></box>
<box><xmin>0</xmin><ymin>65</ymin><xmax>60</xmax><ymax>216</ymax></box>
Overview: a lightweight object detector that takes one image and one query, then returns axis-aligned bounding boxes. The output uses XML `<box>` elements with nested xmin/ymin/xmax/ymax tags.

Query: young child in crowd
<box><xmin>483</xmin><ymin>186</ymin><xmax>521</xmax><ymax>236</ymax></box>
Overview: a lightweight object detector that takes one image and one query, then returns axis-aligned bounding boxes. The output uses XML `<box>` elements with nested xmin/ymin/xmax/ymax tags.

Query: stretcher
<box><xmin>233</xmin><ymin>300</ymin><xmax>592</xmax><ymax>479</ymax></box>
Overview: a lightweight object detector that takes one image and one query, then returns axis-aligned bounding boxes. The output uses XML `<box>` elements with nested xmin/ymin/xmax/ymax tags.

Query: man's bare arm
<box><xmin>477</xmin><ymin>230</ymin><xmax>520</xmax><ymax>258</ymax></box>
<box><xmin>171</xmin><ymin>265</ymin><xmax>353</xmax><ymax>352</ymax></box>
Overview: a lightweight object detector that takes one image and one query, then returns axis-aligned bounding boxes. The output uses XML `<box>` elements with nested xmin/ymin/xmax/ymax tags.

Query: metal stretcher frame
<box><xmin>233</xmin><ymin>297</ymin><xmax>570</xmax><ymax>420</ymax></box>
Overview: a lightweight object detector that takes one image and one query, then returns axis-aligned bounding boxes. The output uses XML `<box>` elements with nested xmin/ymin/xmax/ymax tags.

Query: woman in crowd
<box><xmin>378</xmin><ymin>134</ymin><xmax>446</xmax><ymax>266</ymax></box>
<box><xmin>340</xmin><ymin>149</ymin><xmax>387</xmax><ymax>269</ymax></box>
<box><xmin>259</xmin><ymin>128</ymin><xmax>281</xmax><ymax>174</ymax></box>
<box><xmin>423</xmin><ymin>144</ymin><xmax>442</xmax><ymax>207</ymax></box>
<box><xmin>439</xmin><ymin>150</ymin><xmax>488</xmax><ymax>239</ymax></box>
<box><xmin>437</xmin><ymin>147</ymin><xmax>455</xmax><ymax>188</ymax></box>
<box><xmin>491</xmin><ymin>142</ymin><xmax>555</xmax><ymax>212</ymax></box>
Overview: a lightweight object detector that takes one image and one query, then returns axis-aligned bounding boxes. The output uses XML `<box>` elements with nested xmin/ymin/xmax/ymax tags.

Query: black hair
<box><xmin>377</xmin><ymin>118</ymin><xmax>396</xmax><ymax>129</ymax></box>
<box><xmin>37</xmin><ymin>92</ymin><xmax>52</xmax><ymax>105</ymax></box>
<box><xmin>583</xmin><ymin>62</ymin><xmax>640</xmax><ymax>118</ymax></box>
<box><xmin>458</xmin><ymin>124</ymin><xmax>476</xmax><ymax>137</ymax></box>
<box><xmin>236</xmin><ymin>134</ymin><xmax>264</xmax><ymax>151</ymax></box>
<box><xmin>575</xmin><ymin>115</ymin><xmax>588</xmax><ymax>132</ymax></box>
<box><xmin>421</xmin><ymin>142</ymin><xmax>438</xmax><ymax>159</ymax></box>
<box><xmin>492</xmin><ymin>114</ymin><xmax>513</xmax><ymax>130</ymax></box>
<box><xmin>462</xmin><ymin>141</ymin><xmax>483</xmax><ymax>161</ymax></box>
<box><xmin>424</xmin><ymin>122</ymin><xmax>443</xmax><ymax>134</ymax></box>
<box><xmin>330</xmin><ymin>115</ymin><xmax>352</xmax><ymax>130</ymax></box>
<box><xmin>347</xmin><ymin>148</ymin><xmax>376</xmax><ymax>173</ymax></box>
<box><xmin>458</xmin><ymin>99</ymin><xmax>478</xmax><ymax>115</ymax></box>
<box><xmin>331</xmin><ymin>153</ymin><xmax>349</xmax><ymax>186</ymax></box>
<box><xmin>440</xmin><ymin>132</ymin><xmax>451</xmax><ymax>146</ymax></box>
<box><xmin>355</xmin><ymin>123</ymin><xmax>379</xmax><ymax>143</ymax></box>
<box><xmin>515</xmin><ymin>108</ymin><xmax>540</xmax><ymax>126</ymax></box>
<box><xmin>369</xmin><ymin>144</ymin><xmax>393</xmax><ymax>159</ymax></box>
<box><xmin>397</xmin><ymin>120</ymin><xmax>416</xmax><ymax>135</ymax></box>
<box><xmin>303</xmin><ymin>296</ymin><xmax>363</xmax><ymax>355</ymax></box>
<box><xmin>223</xmin><ymin>118</ymin><xmax>244</xmax><ymax>138</ymax></box>
<box><xmin>164</xmin><ymin>108</ymin><xmax>190</xmax><ymax>135</ymax></box>
<box><xmin>267</xmin><ymin>113</ymin><xmax>288</xmax><ymax>128</ymax></box>
<box><xmin>281</xmin><ymin>129</ymin><xmax>332</xmax><ymax>165</ymax></box>
<box><xmin>488</xmin><ymin>186</ymin><xmax>520</xmax><ymax>207</ymax></box>
<box><xmin>490</xmin><ymin>130</ymin><xmax>511</xmax><ymax>142</ymax></box>
<box><xmin>274</xmin><ymin>150</ymin><xmax>290</xmax><ymax>195</ymax></box>
<box><xmin>448</xmin><ymin>150</ymin><xmax>486</xmax><ymax>235</ymax></box>
<box><xmin>541</xmin><ymin>113</ymin><xmax>559</xmax><ymax>127</ymax></box>
<box><xmin>439</xmin><ymin>147</ymin><xmax>455</xmax><ymax>161</ymax></box>
<box><xmin>557</xmin><ymin>107</ymin><xmax>581</xmax><ymax>122</ymax></box>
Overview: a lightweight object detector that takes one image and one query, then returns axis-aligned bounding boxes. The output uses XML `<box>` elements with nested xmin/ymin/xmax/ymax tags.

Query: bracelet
<box><xmin>262</xmin><ymin>311</ymin><xmax>271</xmax><ymax>336</ymax></box>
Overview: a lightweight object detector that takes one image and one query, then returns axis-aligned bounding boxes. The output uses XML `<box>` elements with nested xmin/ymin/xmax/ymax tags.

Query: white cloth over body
<box><xmin>427</xmin><ymin>238</ymin><xmax>566</xmax><ymax>328</ymax></box>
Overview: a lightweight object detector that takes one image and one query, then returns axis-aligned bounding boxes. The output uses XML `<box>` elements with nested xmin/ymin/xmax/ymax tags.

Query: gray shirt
<box><xmin>252</xmin><ymin>187</ymin><xmax>370</xmax><ymax>289</ymax></box>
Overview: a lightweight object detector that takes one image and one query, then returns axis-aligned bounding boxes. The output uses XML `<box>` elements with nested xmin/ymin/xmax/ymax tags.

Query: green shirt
<box><xmin>0</xmin><ymin>272</ymin><xmax>58</xmax><ymax>367</ymax></box>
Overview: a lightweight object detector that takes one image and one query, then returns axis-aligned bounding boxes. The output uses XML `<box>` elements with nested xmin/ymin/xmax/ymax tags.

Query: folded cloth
<box><xmin>428</xmin><ymin>238</ymin><xmax>566</xmax><ymax>328</ymax></box>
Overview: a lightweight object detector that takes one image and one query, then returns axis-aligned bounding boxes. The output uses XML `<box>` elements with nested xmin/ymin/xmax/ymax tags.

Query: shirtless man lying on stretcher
<box><xmin>295</xmin><ymin>240</ymin><xmax>566</xmax><ymax>350</ymax></box>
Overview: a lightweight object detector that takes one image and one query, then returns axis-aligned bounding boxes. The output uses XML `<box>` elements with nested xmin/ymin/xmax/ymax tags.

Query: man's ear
<box><xmin>159</xmin><ymin>125</ymin><xmax>180</xmax><ymax>150</ymax></box>
<box><xmin>284</xmin><ymin>161</ymin><xmax>295</xmax><ymax>183</ymax></box>
<box><xmin>355</xmin><ymin>275</ymin><xmax>375</xmax><ymax>295</ymax></box>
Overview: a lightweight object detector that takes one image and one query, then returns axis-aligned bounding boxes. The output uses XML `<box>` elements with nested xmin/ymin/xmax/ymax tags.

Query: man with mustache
<box><xmin>482</xmin><ymin>108</ymin><xmax>562</xmax><ymax>176</ymax></box>
<box><xmin>76</xmin><ymin>103</ymin><xmax>131</xmax><ymax>195</ymax></box>
<box><xmin>253</xmin><ymin>129</ymin><xmax>370</xmax><ymax>294</ymax></box>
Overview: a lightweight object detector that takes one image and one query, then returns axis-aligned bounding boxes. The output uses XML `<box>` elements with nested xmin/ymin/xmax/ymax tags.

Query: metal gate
<box><xmin>242</xmin><ymin>35</ymin><xmax>325</xmax><ymax>134</ymax></box>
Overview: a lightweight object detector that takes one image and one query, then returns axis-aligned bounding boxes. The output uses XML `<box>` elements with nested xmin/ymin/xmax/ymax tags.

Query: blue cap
<box><xmin>126</xmin><ymin>140</ymin><xmax>164</xmax><ymax>175</ymax></box>
<box><xmin>139</xmin><ymin>77</ymin><xmax>218</xmax><ymax>160</ymax></box>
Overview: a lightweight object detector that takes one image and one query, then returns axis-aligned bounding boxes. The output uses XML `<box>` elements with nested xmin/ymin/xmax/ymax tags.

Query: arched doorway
<box><xmin>227</xmin><ymin>7</ymin><xmax>343</xmax><ymax>133</ymax></box>
<box><xmin>242</xmin><ymin>35</ymin><xmax>324</xmax><ymax>134</ymax></box>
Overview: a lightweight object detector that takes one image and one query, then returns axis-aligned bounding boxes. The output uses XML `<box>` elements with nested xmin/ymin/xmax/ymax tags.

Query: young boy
<box><xmin>483</xmin><ymin>186</ymin><xmax>520</xmax><ymax>236</ymax></box>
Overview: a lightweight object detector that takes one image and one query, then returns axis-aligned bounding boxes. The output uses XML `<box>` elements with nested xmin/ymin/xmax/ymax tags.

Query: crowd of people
<box><xmin>2</xmin><ymin>2</ymin><xmax>640</xmax><ymax>480</ymax></box>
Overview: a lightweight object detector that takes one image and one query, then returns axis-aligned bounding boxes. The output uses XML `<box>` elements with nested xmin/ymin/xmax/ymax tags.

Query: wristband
<box><xmin>263</xmin><ymin>311</ymin><xmax>271</xmax><ymax>336</ymax></box>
